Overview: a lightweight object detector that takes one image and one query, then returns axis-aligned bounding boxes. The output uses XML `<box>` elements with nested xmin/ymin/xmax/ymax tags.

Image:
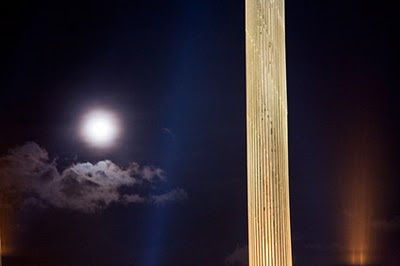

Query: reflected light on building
<box><xmin>246</xmin><ymin>0</ymin><xmax>293</xmax><ymax>265</ymax></box>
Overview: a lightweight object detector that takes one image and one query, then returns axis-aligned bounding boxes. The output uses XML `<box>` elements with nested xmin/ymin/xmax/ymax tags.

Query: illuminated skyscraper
<box><xmin>246</xmin><ymin>0</ymin><xmax>292</xmax><ymax>265</ymax></box>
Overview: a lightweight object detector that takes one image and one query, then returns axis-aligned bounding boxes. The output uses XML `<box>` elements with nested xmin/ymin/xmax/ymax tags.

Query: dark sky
<box><xmin>0</xmin><ymin>0</ymin><xmax>399</xmax><ymax>266</ymax></box>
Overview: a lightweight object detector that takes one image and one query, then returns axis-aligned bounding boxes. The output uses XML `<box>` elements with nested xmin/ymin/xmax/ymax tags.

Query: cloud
<box><xmin>162</xmin><ymin>128</ymin><xmax>173</xmax><ymax>136</ymax></box>
<box><xmin>151</xmin><ymin>188</ymin><xmax>188</xmax><ymax>205</ymax></box>
<box><xmin>122</xmin><ymin>194</ymin><xmax>146</xmax><ymax>204</ymax></box>
<box><xmin>371</xmin><ymin>216</ymin><xmax>400</xmax><ymax>232</ymax></box>
<box><xmin>0</xmin><ymin>142</ymin><xmax>186</xmax><ymax>213</ymax></box>
<box><xmin>225</xmin><ymin>245</ymin><xmax>248</xmax><ymax>266</ymax></box>
<box><xmin>305</xmin><ymin>242</ymin><xmax>343</xmax><ymax>252</ymax></box>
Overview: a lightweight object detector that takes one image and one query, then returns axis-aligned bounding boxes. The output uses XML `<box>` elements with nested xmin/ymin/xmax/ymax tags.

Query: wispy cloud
<box><xmin>151</xmin><ymin>188</ymin><xmax>188</xmax><ymax>205</ymax></box>
<box><xmin>225</xmin><ymin>245</ymin><xmax>248</xmax><ymax>266</ymax></box>
<box><xmin>0</xmin><ymin>142</ymin><xmax>186</xmax><ymax>213</ymax></box>
<box><xmin>371</xmin><ymin>215</ymin><xmax>400</xmax><ymax>232</ymax></box>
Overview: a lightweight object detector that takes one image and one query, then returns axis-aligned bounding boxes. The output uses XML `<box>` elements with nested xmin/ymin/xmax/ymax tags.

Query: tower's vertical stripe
<box><xmin>246</xmin><ymin>0</ymin><xmax>292</xmax><ymax>265</ymax></box>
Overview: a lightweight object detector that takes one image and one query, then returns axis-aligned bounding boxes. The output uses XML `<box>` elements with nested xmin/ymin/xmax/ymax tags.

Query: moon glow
<box><xmin>80</xmin><ymin>109</ymin><xmax>120</xmax><ymax>148</ymax></box>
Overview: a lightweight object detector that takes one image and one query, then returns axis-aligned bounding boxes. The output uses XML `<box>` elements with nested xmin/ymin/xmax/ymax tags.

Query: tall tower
<box><xmin>245</xmin><ymin>0</ymin><xmax>292</xmax><ymax>265</ymax></box>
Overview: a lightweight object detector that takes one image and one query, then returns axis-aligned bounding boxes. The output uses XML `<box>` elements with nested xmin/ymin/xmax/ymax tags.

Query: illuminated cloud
<box><xmin>151</xmin><ymin>188</ymin><xmax>188</xmax><ymax>205</ymax></box>
<box><xmin>0</xmin><ymin>142</ymin><xmax>186</xmax><ymax>213</ymax></box>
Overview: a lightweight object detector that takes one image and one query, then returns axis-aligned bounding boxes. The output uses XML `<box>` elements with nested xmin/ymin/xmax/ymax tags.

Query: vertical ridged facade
<box><xmin>245</xmin><ymin>0</ymin><xmax>292</xmax><ymax>265</ymax></box>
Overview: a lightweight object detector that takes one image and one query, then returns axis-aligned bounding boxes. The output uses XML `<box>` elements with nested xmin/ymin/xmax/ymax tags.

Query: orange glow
<box><xmin>0</xmin><ymin>205</ymin><xmax>16</xmax><ymax>259</ymax></box>
<box><xmin>339</xmin><ymin>130</ymin><xmax>382</xmax><ymax>266</ymax></box>
<box><xmin>345</xmin><ymin>165</ymin><xmax>371</xmax><ymax>265</ymax></box>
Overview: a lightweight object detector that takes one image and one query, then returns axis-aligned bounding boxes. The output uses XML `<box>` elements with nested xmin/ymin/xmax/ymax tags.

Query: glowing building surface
<box><xmin>245</xmin><ymin>0</ymin><xmax>292</xmax><ymax>265</ymax></box>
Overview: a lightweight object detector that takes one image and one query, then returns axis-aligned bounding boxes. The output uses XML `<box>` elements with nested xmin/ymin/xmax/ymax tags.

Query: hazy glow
<box><xmin>340</xmin><ymin>135</ymin><xmax>381</xmax><ymax>266</ymax></box>
<box><xmin>81</xmin><ymin>109</ymin><xmax>120</xmax><ymax>147</ymax></box>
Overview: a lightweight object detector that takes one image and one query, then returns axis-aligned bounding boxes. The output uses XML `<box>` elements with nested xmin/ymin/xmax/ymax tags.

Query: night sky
<box><xmin>0</xmin><ymin>0</ymin><xmax>399</xmax><ymax>266</ymax></box>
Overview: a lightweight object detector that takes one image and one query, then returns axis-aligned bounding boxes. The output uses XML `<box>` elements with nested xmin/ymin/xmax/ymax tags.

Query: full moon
<box><xmin>80</xmin><ymin>109</ymin><xmax>120</xmax><ymax>148</ymax></box>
